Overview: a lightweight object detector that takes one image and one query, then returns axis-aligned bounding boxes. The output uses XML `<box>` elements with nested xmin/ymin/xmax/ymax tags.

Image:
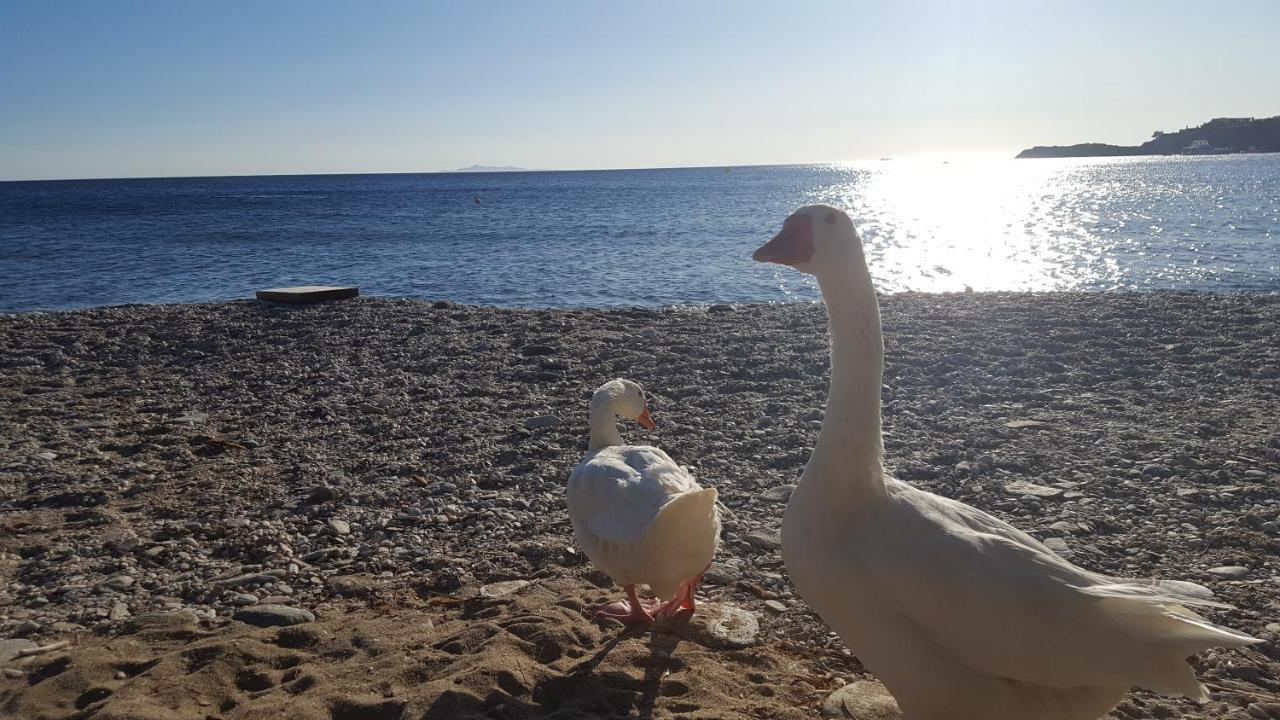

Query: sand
<box><xmin>1</xmin><ymin>293</ymin><xmax>1278</xmax><ymax>719</ymax></box>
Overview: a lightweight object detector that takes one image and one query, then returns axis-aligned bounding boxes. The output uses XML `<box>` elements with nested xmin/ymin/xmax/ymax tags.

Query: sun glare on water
<box><xmin>811</xmin><ymin>158</ymin><xmax>1123</xmax><ymax>293</ymax></box>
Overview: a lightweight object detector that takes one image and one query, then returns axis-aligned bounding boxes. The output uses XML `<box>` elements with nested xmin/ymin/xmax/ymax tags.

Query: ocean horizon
<box><xmin>2</xmin><ymin>155</ymin><xmax>1278</xmax><ymax>313</ymax></box>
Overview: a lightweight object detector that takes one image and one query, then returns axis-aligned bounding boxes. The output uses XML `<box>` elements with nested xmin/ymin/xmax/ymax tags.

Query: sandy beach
<box><xmin>2</xmin><ymin>293</ymin><xmax>1278</xmax><ymax>719</ymax></box>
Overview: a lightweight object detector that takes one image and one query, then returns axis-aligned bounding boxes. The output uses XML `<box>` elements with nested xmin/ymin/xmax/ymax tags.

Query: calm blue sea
<box><xmin>2</xmin><ymin>156</ymin><xmax>1278</xmax><ymax>312</ymax></box>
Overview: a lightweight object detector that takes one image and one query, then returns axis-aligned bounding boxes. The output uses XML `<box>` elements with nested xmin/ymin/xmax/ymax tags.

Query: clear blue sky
<box><xmin>2</xmin><ymin>0</ymin><xmax>1277</xmax><ymax>180</ymax></box>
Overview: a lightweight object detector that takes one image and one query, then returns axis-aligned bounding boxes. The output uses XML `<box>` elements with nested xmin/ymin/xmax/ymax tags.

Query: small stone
<box><xmin>109</xmin><ymin>603</ymin><xmax>131</xmax><ymax>621</ymax></box>
<box><xmin>100</xmin><ymin>575</ymin><xmax>135</xmax><ymax>592</ymax></box>
<box><xmin>524</xmin><ymin>415</ymin><xmax>561</xmax><ymax>430</ymax></box>
<box><xmin>480</xmin><ymin>580</ymin><xmax>530</xmax><ymax>598</ymax></box>
<box><xmin>3</xmin><ymin>668</ymin><xmax>25</xmax><ymax>679</ymax></box>
<box><xmin>327</xmin><ymin>519</ymin><xmax>351</xmax><ymax>536</ymax></box>
<box><xmin>703</xmin><ymin>562</ymin><xmax>737</xmax><ymax>585</ymax></box>
<box><xmin>1265</xmin><ymin>622</ymin><xmax>1280</xmax><ymax>634</ymax></box>
<box><xmin>1003</xmin><ymin>480</ymin><xmax>1062</xmax><ymax>498</ymax></box>
<box><xmin>1004</xmin><ymin>419</ymin><xmax>1050</xmax><ymax>429</ymax></box>
<box><xmin>234</xmin><ymin>604</ymin><xmax>315</xmax><ymax>627</ymax></box>
<box><xmin>1206</xmin><ymin>565</ymin><xmax>1250</xmax><ymax>579</ymax></box>
<box><xmin>519</xmin><ymin>344</ymin><xmax>557</xmax><ymax>357</ymax></box>
<box><xmin>1043</xmin><ymin>537</ymin><xmax>1070</xmax><ymax>552</ymax></box>
<box><xmin>762</xmin><ymin>484</ymin><xmax>795</xmax><ymax>502</ymax></box>
<box><xmin>1048</xmin><ymin>521</ymin><xmax>1074</xmax><ymax>534</ymax></box>
<box><xmin>431</xmin><ymin>300</ymin><xmax>454</xmax><ymax>309</ymax></box>
<box><xmin>708</xmin><ymin>304</ymin><xmax>734</xmax><ymax>313</ymax></box>
<box><xmin>821</xmin><ymin>679</ymin><xmax>903</xmax><ymax>719</ymax></box>
<box><xmin>745</xmin><ymin>530</ymin><xmax>782</xmax><ymax>552</ymax></box>
<box><xmin>125</xmin><ymin>610</ymin><xmax>200</xmax><ymax>633</ymax></box>
<box><xmin>700</xmin><ymin>605</ymin><xmax>760</xmax><ymax>649</ymax></box>
<box><xmin>764</xmin><ymin>600</ymin><xmax>787</xmax><ymax>613</ymax></box>
<box><xmin>0</xmin><ymin>639</ymin><xmax>38</xmax><ymax>663</ymax></box>
<box><xmin>30</xmin><ymin>451</ymin><xmax>58</xmax><ymax>462</ymax></box>
<box><xmin>306</xmin><ymin>485</ymin><xmax>340</xmax><ymax>504</ymax></box>
<box><xmin>229</xmin><ymin>593</ymin><xmax>259</xmax><ymax>606</ymax></box>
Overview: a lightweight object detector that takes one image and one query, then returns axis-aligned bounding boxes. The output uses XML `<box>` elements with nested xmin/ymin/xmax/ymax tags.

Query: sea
<box><xmin>1</xmin><ymin>155</ymin><xmax>1278</xmax><ymax>313</ymax></box>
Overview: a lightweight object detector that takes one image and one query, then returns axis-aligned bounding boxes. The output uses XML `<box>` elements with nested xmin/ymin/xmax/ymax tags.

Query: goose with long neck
<box><xmin>567</xmin><ymin>379</ymin><xmax>721</xmax><ymax>625</ymax></box>
<box><xmin>754</xmin><ymin>205</ymin><xmax>1258</xmax><ymax>720</ymax></box>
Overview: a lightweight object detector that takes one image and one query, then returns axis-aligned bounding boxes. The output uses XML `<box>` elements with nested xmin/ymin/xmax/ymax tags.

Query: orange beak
<box><xmin>637</xmin><ymin>407</ymin><xmax>656</xmax><ymax>430</ymax></box>
<box><xmin>753</xmin><ymin>213</ymin><xmax>816</xmax><ymax>266</ymax></box>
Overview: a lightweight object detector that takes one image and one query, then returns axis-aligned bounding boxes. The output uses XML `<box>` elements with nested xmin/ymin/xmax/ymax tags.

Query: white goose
<box><xmin>754</xmin><ymin>205</ymin><xmax>1258</xmax><ymax>720</ymax></box>
<box><xmin>566</xmin><ymin>379</ymin><xmax>721</xmax><ymax>625</ymax></box>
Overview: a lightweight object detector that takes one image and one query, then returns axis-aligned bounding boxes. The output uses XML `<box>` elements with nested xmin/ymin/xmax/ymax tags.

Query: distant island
<box><xmin>1016</xmin><ymin>115</ymin><xmax>1280</xmax><ymax>159</ymax></box>
<box><xmin>453</xmin><ymin>165</ymin><xmax>538</xmax><ymax>173</ymax></box>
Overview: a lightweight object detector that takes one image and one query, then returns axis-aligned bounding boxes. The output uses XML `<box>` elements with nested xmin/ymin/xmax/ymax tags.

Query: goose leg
<box><xmin>681</xmin><ymin>570</ymin><xmax>705</xmax><ymax>612</ymax></box>
<box><xmin>594</xmin><ymin>584</ymin><xmax>658</xmax><ymax>625</ymax></box>
<box><xmin>658</xmin><ymin>564</ymin><xmax>709</xmax><ymax>619</ymax></box>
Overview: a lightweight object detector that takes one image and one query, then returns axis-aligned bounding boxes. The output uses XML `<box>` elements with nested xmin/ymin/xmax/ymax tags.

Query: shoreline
<box><xmin>5</xmin><ymin>287</ymin><xmax>1280</xmax><ymax>318</ymax></box>
<box><xmin>2</xmin><ymin>294</ymin><xmax>1278</xmax><ymax>718</ymax></box>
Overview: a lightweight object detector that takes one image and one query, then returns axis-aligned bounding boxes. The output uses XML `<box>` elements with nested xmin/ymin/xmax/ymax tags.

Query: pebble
<box><xmin>30</xmin><ymin>451</ymin><xmax>57</xmax><ymax>462</ymax></box>
<box><xmin>764</xmin><ymin>599</ymin><xmax>787</xmax><ymax>613</ymax></box>
<box><xmin>1003</xmin><ymin>480</ymin><xmax>1063</xmax><ymax>498</ymax></box>
<box><xmin>1004</xmin><ymin>419</ymin><xmax>1050</xmax><ymax>429</ymax></box>
<box><xmin>821</xmin><ymin>679</ymin><xmax>903</xmax><ymax>719</ymax></box>
<box><xmin>479</xmin><ymin>580</ymin><xmax>530</xmax><ymax>598</ymax></box>
<box><xmin>699</xmin><ymin>605</ymin><xmax>759</xmax><ymax>649</ymax></box>
<box><xmin>524</xmin><ymin>414</ymin><xmax>561</xmax><ymax>430</ymax></box>
<box><xmin>327</xmin><ymin>519</ymin><xmax>351</xmax><ymax>536</ymax></box>
<box><xmin>1043</xmin><ymin>537</ymin><xmax>1070</xmax><ymax>552</ymax></box>
<box><xmin>745</xmin><ymin>530</ymin><xmax>782</xmax><ymax>552</ymax></box>
<box><xmin>109</xmin><ymin>603</ymin><xmax>130</xmax><ymax>621</ymax></box>
<box><xmin>761</xmin><ymin>484</ymin><xmax>796</xmax><ymax>502</ymax></box>
<box><xmin>233</xmin><ymin>604</ymin><xmax>315</xmax><ymax>627</ymax></box>
<box><xmin>0</xmin><ymin>639</ymin><xmax>37</xmax><ymax>663</ymax></box>
<box><xmin>518</xmin><ymin>344</ymin><xmax>557</xmax><ymax>357</ymax></box>
<box><xmin>703</xmin><ymin>561</ymin><xmax>738</xmax><ymax>585</ymax></box>
<box><xmin>124</xmin><ymin>610</ymin><xmax>199</xmax><ymax>633</ymax></box>
<box><xmin>99</xmin><ymin>575</ymin><xmax>135</xmax><ymax>592</ymax></box>
<box><xmin>1206</xmin><ymin>565</ymin><xmax>1250</xmax><ymax>579</ymax></box>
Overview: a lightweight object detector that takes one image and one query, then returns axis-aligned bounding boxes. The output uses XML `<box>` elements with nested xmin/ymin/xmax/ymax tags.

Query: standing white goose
<box><xmin>566</xmin><ymin>379</ymin><xmax>721</xmax><ymax>625</ymax></box>
<box><xmin>753</xmin><ymin>205</ymin><xmax>1258</xmax><ymax>720</ymax></box>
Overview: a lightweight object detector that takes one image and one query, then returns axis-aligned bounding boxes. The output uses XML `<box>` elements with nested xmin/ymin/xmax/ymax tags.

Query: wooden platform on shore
<box><xmin>255</xmin><ymin>286</ymin><xmax>359</xmax><ymax>304</ymax></box>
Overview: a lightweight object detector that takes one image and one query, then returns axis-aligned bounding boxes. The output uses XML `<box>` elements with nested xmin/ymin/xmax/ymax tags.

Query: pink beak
<box><xmin>637</xmin><ymin>407</ymin><xmax>656</xmax><ymax>430</ymax></box>
<box><xmin>753</xmin><ymin>213</ymin><xmax>816</xmax><ymax>266</ymax></box>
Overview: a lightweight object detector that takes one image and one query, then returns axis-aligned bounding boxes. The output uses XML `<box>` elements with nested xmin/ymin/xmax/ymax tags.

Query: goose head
<box><xmin>592</xmin><ymin>378</ymin><xmax>656</xmax><ymax>430</ymax></box>
<box><xmin>752</xmin><ymin>204</ymin><xmax>862</xmax><ymax>277</ymax></box>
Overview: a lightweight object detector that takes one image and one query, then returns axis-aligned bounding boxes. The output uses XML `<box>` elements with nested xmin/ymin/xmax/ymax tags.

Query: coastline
<box><xmin>2</xmin><ymin>295</ymin><xmax>1278</xmax><ymax>718</ymax></box>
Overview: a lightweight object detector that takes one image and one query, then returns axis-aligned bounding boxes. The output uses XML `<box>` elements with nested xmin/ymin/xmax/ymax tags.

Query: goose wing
<box><xmin>862</xmin><ymin>483</ymin><xmax>1255</xmax><ymax>695</ymax></box>
<box><xmin>567</xmin><ymin>445</ymin><xmax>697</xmax><ymax>544</ymax></box>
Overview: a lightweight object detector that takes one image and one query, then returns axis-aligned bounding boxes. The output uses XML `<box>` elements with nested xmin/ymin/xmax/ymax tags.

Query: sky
<box><xmin>1</xmin><ymin>0</ymin><xmax>1278</xmax><ymax>181</ymax></box>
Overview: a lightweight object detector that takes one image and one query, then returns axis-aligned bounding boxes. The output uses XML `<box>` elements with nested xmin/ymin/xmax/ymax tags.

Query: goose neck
<box><xmin>588</xmin><ymin>394</ymin><xmax>623</xmax><ymax>451</ymax></box>
<box><xmin>810</xmin><ymin>265</ymin><xmax>887</xmax><ymax>494</ymax></box>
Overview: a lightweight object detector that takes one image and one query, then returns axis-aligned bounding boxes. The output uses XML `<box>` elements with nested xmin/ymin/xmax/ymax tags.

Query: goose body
<box><xmin>755</xmin><ymin>205</ymin><xmax>1259</xmax><ymax>720</ymax></box>
<box><xmin>566</xmin><ymin>379</ymin><xmax>720</xmax><ymax>623</ymax></box>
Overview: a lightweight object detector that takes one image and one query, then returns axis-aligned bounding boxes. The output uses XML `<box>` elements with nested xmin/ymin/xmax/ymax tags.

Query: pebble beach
<box><xmin>2</xmin><ymin>293</ymin><xmax>1279</xmax><ymax>719</ymax></box>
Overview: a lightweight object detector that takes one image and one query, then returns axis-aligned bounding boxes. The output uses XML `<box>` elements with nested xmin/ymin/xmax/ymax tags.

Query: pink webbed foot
<box><xmin>594</xmin><ymin>585</ymin><xmax>660</xmax><ymax>625</ymax></box>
